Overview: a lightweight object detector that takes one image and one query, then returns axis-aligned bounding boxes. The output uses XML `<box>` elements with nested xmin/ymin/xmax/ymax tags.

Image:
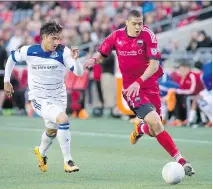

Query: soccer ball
<box><xmin>162</xmin><ymin>162</ymin><xmax>185</xmax><ymax>184</ymax></box>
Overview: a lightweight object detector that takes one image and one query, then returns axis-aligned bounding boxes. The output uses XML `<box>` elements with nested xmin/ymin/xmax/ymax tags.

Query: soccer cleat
<box><xmin>182</xmin><ymin>162</ymin><xmax>195</xmax><ymax>176</ymax></box>
<box><xmin>34</xmin><ymin>146</ymin><xmax>48</xmax><ymax>172</ymax></box>
<box><xmin>130</xmin><ymin>121</ymin><xmax>144</xmax><ymax>145</ymax></box>
<box><xmin>64</xmin><ymin>160</ymin><xmax>79</xmax><ymax>173</ymax></box>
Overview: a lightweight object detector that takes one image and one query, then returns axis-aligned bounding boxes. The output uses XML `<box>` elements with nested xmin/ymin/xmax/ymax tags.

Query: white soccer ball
<box><xmin>162</xmin><ymin>162</ymin><xmax>185</xmax><ymax>184</ymax></box>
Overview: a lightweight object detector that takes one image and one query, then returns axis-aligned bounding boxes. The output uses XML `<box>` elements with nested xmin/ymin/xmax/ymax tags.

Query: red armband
<box><xmin>136</xmin><ymin>77</ymin><xmax>144</xmax><ymax>85</ymax></box>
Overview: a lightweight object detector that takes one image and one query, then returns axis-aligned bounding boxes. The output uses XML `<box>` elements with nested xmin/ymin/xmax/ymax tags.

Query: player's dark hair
<box><xmin>194</xmin><ymin>61</ymin><xmax>203</xmax><ymax>70</ymax></box>
<box><xmin>128</xmin><ymin>9</ymin><xmax>142</xmax><ymax>19</ymax></box>
<box><xmin>40</xmin><ymin>21</ymin><xmax>63</xmax><ymax>38</ymax></box>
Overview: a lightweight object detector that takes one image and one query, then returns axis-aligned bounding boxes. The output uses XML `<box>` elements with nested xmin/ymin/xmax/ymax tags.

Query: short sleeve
<box><xmin>11</xmin><ymin>46</ymin><xmax>29</xmax><ymax>63</ymax></box>
<box><xmin>143</xmin><ymin>27</ymin><xmax>161</xmax><ymax>60</ymax></box>
<box><xmin>98</xmin><ymin>31</ymin><xmax>116</xmax><ymax>57</ymax></box>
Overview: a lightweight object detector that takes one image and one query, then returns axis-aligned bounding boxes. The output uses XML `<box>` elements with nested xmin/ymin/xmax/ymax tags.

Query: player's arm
<box><xmin>4</xmin><ymin>46</ymin><xmax>28</xmax><ymax>97</ymax></box>
<box><xmin>83</xmin><ymin>32</ymin><xmax>115</xmax><ymax>68</ymax></box>
<box><xmin>140</xmin><ymin>59</ymin><xmax>159</xmax><ymax>82</ymax></box>
<box><xmin>138</xmin><ymin>30</ymin><xmax>161</xmax><ymax>83</ymax></box>
<box><xmin>63</xmin><ymin>46</ymin><xmax>83</xmax><ymax>76</ymax></box>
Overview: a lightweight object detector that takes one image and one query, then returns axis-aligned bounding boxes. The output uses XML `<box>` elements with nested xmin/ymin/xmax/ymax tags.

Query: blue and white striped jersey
<box><xmin>5</xmin><ymin>44</ymin><xmax>82</xmax><ymax>105</ymax></box>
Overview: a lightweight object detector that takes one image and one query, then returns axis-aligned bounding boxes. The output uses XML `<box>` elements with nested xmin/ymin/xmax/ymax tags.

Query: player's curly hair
<box><xmin>40</xmin><ymin>21</ymin><xmax>63</xmax><ymax>38</ymax></box>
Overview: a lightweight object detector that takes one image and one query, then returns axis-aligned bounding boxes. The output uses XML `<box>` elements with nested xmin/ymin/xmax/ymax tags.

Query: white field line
<box><xmin>0</xmin><ymin>126</ymin><xmax>211</xmax><ymax>145</ymax></box>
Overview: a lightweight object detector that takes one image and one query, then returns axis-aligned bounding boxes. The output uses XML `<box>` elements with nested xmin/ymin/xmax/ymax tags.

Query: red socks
<box><xmin>156</xmin><ymin>130</ymin><xmax>179</xmax><ymax>158</ymax></box>
<box><xmin>138</xmin><ymin>123</ymin><xmax>152</xmax><ymax>137</ymax></box>
<box><xmin>137</xmin><ymin>123</ymin><xmax>186</xmax><ymax>164</ymax></box>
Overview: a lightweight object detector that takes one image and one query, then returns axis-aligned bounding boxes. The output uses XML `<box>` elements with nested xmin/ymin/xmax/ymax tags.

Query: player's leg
<box><xmin>31</xmin><ymin>99</ymin><xmax>55</xmax><ymax>172</ymax></box>
<box><xmin>55</xmin><ymin>111</ymin><xmax>79</xmax><ymax>172</ymax></box>
<box><xmin>130</xmin><ymin>106</ymin><xmax>155</xmax><ymax>145</ymax></box>
<box><xmin>34</xmin><ymin>121</ymin><xmax>57</xmax><ymax>172</ymax></box>
<box><xmin>188</xmin><ymin>96</ymin><xmax>198</xmax><ymax>126</ymax></box>
<box><xmin>129</xmin><ymin>87</ymin><xmax>195</xmax><ymax>176</ymax></box>
<box><xmin>197</xmin><ymin>90</ymin><xmax>212</xmax><ymax>126</ymax></box>
<box><xmin>144</xmin><ymin>109</ymin><xmax>195</xmax><ymax>176</ymax></box>
<box><xmin>31</xmin><ymin>99</ymin><xmax>57</xmax><ymax>172</ymax></box>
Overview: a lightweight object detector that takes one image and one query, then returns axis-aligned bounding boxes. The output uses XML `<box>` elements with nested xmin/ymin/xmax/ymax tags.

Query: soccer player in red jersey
<box><xmin>83</xmin><ymin>10</ymin><xmax>195</xmax><ymax>176</ymax></box>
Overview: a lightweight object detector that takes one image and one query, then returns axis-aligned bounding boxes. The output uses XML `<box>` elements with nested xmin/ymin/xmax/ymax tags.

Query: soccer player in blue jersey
<box><xmin>4</xmin><ymin>22</ymin><xmax>83</xmax><ymax>173</ymax></box>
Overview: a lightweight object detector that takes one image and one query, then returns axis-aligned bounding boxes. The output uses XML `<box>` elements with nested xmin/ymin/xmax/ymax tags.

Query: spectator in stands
<box><xmin>197</xmin><ymin>30</ymin><xmax>212</xmax><ymax>49</ymax></box>
<box><xmin>6</xmin><ymin>28</ymin><xmax>24</xmax><ymax>53</ymax></box>
<box><xmin>186</xmin><ymin>31</ymin><xmax>199</xmax><ymax>52</ymax></box>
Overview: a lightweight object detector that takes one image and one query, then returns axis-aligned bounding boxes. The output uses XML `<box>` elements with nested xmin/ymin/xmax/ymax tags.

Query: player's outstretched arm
<box><xmin>64</xmin><ymin>46</ymin><xmax>83</xmax><ymax>76</ymax></box>
<box><xmin>4</xmin><ymin>56</ymin><xmax>15</xmax><ymax>97</ymax></box>
<box><xmin>83</xmin><ymin>52</ymin><xmax>105</xmax><ymax>69</ymax></box>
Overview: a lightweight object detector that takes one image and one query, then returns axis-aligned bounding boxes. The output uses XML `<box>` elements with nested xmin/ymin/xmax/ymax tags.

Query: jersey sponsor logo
<box><xmin>50</xmin><ymin>51</ymin><xmax>58</xmax><ymax>58</ymax></box>
<box><xmin>138</xmin><ymin>49</ymin><xmax>143</xmax><ymax>54</ymax></box>
<box><xmin>32</xmin><ymin>65</ymin><xmax>58</xmax><ymax>70</ymax></box>
<box><xmin>151</xmin><ymin>48</ymin><xmax>157</xmax><ymax>55</ymax></box>
<box><xmin>118</xmin><ymin>50</ymin><xmax>137</xmax><ymax>56</ymax></box>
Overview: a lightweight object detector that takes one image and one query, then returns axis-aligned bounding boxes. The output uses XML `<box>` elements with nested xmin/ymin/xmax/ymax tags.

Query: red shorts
<box><xmin>123</xmin><ymin>84</ymin><xmax>161</xmax><ymax>116</ymax></box>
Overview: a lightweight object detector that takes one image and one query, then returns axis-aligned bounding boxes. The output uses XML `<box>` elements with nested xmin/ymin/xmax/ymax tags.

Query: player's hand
<box><xmin>4</xmin><ymin>82</ymin><xmax>14</xmax><ymax>97</ymax></box>
<box><xmin>71</xmin><ymin>46</ymin><xmax>79</xmax><ymax>59</ymax></box>
<box><xmin>125</xmin><ymin>82</ymin><xmax>140</xmax><ymax>97</ymax></box>
<box><xmin>83</xmin><ymin>58</ymin><xmax>96</xmax><ymax>69</ymax></box>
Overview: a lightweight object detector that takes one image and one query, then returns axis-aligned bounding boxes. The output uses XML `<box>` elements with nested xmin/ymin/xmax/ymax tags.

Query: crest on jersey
<box><xmin>50</xmin><ymin>51</ymin><xmax>58</xmax><ymax>58</ymax></box>
<box><xmin>137</xmin><ymin>40</ymin><xmax>143</xmax><ymax>46</ymax></box>
<box><xmin>151</xmin><ymin>48</ymin><xmax>157</xmax><ymax>55</ymax></box>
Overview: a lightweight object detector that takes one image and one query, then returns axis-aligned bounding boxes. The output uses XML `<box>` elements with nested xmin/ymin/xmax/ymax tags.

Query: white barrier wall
<box><xmin>157</xmin><ymin>18</ymin><xmax>212</xmax><ymax>50</ymax></box>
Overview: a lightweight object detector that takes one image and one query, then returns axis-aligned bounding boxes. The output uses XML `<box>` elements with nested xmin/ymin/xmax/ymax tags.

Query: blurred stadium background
<box><xmin>0</xmin><ymin>1</ymin><xmax>212</xmax><ymax>189</ymax></box>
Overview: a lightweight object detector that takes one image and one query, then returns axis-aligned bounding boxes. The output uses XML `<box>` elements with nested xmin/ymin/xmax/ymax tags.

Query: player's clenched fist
<box><xmin>71</xmin><ymin>46</ymin><xmax>79</xmax><ymax>59</ymax></box>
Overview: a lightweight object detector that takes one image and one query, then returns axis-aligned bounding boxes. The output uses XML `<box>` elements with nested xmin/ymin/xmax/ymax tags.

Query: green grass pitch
<box><xmin>0</xmin><ymin>116</ymin><xmax>211</xmax><ymax>189</ymax></box>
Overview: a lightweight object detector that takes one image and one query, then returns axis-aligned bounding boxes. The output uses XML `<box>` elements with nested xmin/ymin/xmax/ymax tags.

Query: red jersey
<box><xmin>98</xmin><ymin>25</ymin><xmax>163</xmax><ymax>89</ymax></box>
<box><xmin>176</xmin><ymin>71</ymin><xmax>204</xmax><ymax>95</ymax></box>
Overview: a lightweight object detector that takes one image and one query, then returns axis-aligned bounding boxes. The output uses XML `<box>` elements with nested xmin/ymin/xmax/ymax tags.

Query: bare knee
<box><xmin>56</xmin><ymin>112</ymin><xmax>69</xmax><ymax>124</ymax></box>
<box><xmin>144</xmin><ymin>111</ymin><xmax>164</xmax><ymax>135</ymax></box>
<box><xmin>46</xmin><ymin>128</ymin><xmax>57</xmax><ymax>137</ymax></box>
